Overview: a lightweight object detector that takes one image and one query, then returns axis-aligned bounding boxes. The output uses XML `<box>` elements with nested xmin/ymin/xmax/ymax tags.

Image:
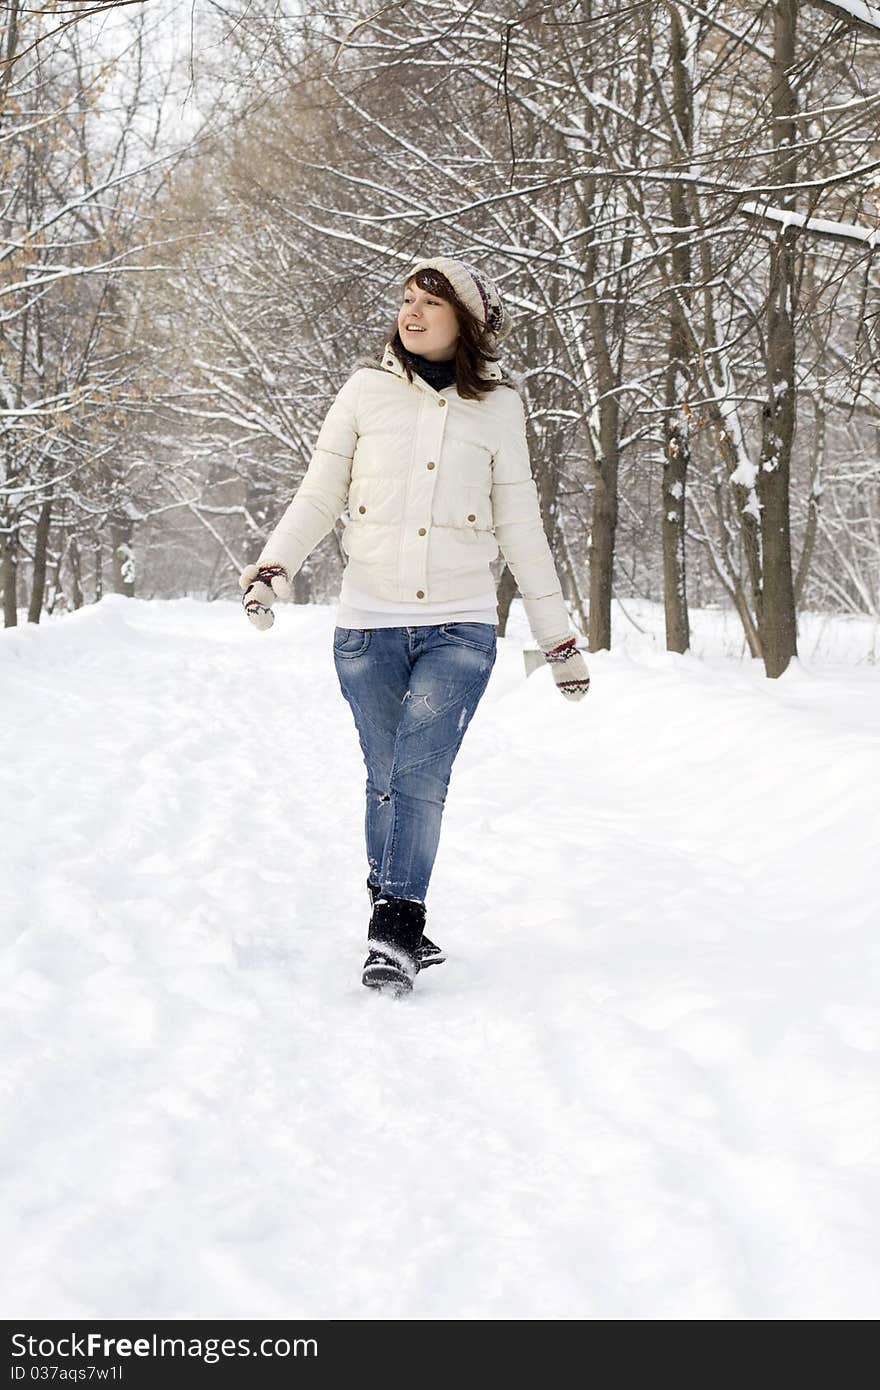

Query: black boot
<box><xmin>367</xmin><ymin>878</ymin><xmax>446</xmax><ymax>969</ymax></box>
<box><xmin>362</xmin><ymin>893</ymin><xmax>427</xmax><ymax>993</ymax></box>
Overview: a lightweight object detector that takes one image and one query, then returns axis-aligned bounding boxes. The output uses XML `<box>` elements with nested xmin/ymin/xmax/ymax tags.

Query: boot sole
<box><xmin>362</xmin><ymin>962</ymin><xmax>414</xmax><ymax>994</ymax></box>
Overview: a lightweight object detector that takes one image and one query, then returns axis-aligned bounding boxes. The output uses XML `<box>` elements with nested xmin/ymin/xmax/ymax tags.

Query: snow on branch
<box><xmin>804</xmin><ymin>1</ymin><xmax>880</xmax><ymax>36</ymax></box>
<box><xmin>741</xmin><ymin>201</ymin><xmax>880</xmax><ymax>248</ymax></box>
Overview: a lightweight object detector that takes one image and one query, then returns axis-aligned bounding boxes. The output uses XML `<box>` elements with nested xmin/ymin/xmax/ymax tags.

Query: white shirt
<box><xmin>336</xmin><ymin>576</ymin><xmax>498</xmax><ymax>630</ymax></box>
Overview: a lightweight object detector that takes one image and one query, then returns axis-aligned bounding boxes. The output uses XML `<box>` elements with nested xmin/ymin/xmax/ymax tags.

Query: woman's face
<box><xmin>398</xmin><ymin>279</ymin><xmax>460</xmax><ymax>360</ymax></box>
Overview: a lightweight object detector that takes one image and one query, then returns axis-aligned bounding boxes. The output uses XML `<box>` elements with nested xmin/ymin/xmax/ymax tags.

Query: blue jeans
<box><xmin>333</xmin><ymin>623</ymin><xmax>498</xmax><ymax>904</ymax></box>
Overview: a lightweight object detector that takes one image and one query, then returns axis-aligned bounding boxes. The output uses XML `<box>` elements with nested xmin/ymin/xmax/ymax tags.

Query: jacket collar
<box><xmin>380</xmin><ymin>343</ymin><xmax>503</xmax><ymax>391</ymax></box>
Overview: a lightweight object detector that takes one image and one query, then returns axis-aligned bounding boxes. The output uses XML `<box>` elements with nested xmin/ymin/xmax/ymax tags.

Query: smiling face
<box><xmin>398</xmin><ymin>278</ymin><xmax>460</xmax><ymax>361</ymax></box>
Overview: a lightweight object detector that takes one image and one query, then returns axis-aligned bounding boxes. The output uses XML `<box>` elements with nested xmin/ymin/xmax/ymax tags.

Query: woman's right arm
<box><xmin>254</xmin><ymin>370</ymin><xmax>362</xmax><ymax>578</ymax></box>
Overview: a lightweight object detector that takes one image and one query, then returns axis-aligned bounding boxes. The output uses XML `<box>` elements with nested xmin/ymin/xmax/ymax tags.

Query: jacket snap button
<box><xmin>426</xmin><ymin>461</ymin><xmax>435</xmax><ymax>470</ymax></box>
<box><xmin>416</xmin><ymin>590</ymin><xmax>425</xmax><ymax>599</ymax></box>
<box><xmin>467</xmin><ymin>514</ymin><xmax>476</xmax><ymax>522</ymax></box>
<box><xmin>418</xmin><ymin>528</ymin><xmax>426</xmax><ymax>536</ymax></box>
<box><xmin>358</xmin><ymin>505</ymin><xmax>366</xmax><ymax>514</ymax></box>
<box><xmin>438</xmin><ymin>400</ymin><xmax>446</xmax><ymax>408</ymax></box>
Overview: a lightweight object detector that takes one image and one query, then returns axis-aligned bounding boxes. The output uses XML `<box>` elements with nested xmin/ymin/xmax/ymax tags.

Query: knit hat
<box><xmin>405</xmin><ymin>256</ymin><xmax>513</xmax><ymax>343</ymax></box>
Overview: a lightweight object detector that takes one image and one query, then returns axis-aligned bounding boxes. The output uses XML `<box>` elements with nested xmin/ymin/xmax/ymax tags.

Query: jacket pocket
<box><xmin>463</xmin><ymin>486</ymin><xmax>494</xmax><ymax>533</ymax></box>
<box><xmin>347</xmin><ymin>477</ymin><xmax>371</xmax><ymax>520</ymax></box>
<box><xmin>343</xmin><ymin>477</ymin><xmax>386</xmax><ymax>563</ymax></box>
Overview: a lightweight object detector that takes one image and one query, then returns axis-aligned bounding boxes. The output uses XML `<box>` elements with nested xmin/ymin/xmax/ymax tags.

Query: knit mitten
<box><xmin>542</xmin><ymin>634</ymin><xmax>590</xmax><ymax>701</ymax></box>
<box><xmin>238</xmin><ymin>561</ymin><xmax>291</xmax><ymax>630</ymax></box>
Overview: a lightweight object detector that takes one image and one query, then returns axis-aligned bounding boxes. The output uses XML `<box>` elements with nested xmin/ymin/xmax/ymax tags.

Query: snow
<box><xmin>814</xmin><ymin>1</ymin><xmax>880</xmax><ymax>33</ymax></box>
<box><xmin>741</xmin><ymin>201</ymin><xmax>880</xmax><ymax>248</ymax></box>
<box><xmin>2</xmin><ymin>594</ymin><xmax>879</xmax><ymax>1319</ymax></box>
<box><xmin>729</xmin><ymin>457</ymin><xmax>758</xmax><ymax>491</ymax></box>
<box><xmin>742</xmin><ymin>491</ymin><xmax>764</xmax><ymax>523</ymax></box>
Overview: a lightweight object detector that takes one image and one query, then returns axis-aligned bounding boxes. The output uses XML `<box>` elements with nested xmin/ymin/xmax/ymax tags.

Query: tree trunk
<box><xmin>588</xmin><ymin>460</ymin><xmax>617</xmax><ymax>652</ymax></box>
<box><xmin>757</xmin><ymin>0</ymin><xmax>799</xmax><ymax>677</ymax></box>
<box><xmin>794</xmin><ymin>401</ymin><xmax>823</xmax><ymax>606</ymax></box>
<box><xmin>584</xmin><ymin>228</ymin><xmax>620</xmax><ymax>653</ymax></box>
<box><xmin>69</xmin><ymin>535</ymin><xmax>84</xmax><ymax>610</ymax></box>
<box><xmin>578</xmin><ymin>12</ymin><xmax>621</xmax><ymax>654</ymax></box>
<box><xmin>28</xmin><ymin>496</ymin><xmax>52</xmax><ymax>623</ymax></box>
<box><xmin>2</xmin><ymin>514</ymin><xmax>18</xmax><ymax>627</ymax></box>
<box><xmin>662</xmin><ymin>4</ymin><xmax>693</xmax><ymax>654</ymax></box>
<box><xmin>662</xmin><ymin>394</ymin><xmax>690</xmax><ymax>653</ymax></box>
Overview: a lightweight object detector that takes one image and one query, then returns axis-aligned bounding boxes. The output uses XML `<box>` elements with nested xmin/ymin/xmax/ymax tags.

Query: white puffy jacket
<box><xmin>256</xmin><ymin>343</ymin><xmax>572</xmax><ymax>648</ymax></box>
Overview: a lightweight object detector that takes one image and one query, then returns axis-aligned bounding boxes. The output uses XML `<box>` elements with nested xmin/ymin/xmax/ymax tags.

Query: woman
<box><xmin>238</xmin><ymin>255</ymin><xmax>589</xmax><ymax>995</ymax></box>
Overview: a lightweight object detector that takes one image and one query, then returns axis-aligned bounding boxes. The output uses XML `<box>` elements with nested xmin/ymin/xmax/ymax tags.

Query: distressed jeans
<box><xmin>333</xmin><ymin>623</ymin><xmax>498</xmax><ymax>904</ymax></box>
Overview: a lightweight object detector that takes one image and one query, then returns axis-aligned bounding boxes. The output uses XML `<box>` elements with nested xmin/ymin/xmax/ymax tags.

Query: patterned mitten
<box><xmin>238</xmin><ymin>561</ymin><xmax>291</xmax><ymax>631</ymax></box>
<box><xmin>542</xmin><ymin>634</ymin><xmax>590</xmax><ymax>701</ymax></box>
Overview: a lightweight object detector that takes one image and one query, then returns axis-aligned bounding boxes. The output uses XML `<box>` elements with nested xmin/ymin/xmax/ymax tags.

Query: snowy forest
<box><xmin>4</xmin><ymin>3</ymin><xmax>880</xmax><ymax>1326</ymax></box>
<box><xmin>2</xmin><ymin>0</ymin><xmax>879</xmax><ymax>678</ymax></box>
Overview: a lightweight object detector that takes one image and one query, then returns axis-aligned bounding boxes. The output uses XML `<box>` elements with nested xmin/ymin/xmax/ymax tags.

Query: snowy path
<box><xmin>2</xmin><ymin>596</ymin><xmax>879</xmax><ymax>1319</ymax></box>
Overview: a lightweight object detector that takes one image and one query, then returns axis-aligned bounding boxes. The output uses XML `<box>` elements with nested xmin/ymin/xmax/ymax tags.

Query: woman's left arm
<box><xmin>491</xmin><ymin>389</ymin><xmax>590</xmax><ymax>700</ymax></box>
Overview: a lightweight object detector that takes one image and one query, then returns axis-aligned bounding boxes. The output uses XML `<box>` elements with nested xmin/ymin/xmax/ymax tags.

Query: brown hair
<box><xmin>379</xmin><ymin>267</ymin><xmax>510</xmax><ymax>401</ymax></box>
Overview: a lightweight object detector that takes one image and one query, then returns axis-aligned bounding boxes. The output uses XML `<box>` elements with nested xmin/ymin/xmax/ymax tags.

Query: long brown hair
<box><xmin>380</xmin><ymin>267</ymin><xmax>510</xmax><ymax>401</ymax></box>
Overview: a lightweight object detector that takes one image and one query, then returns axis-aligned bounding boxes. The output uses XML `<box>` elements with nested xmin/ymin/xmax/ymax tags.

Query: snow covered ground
<box><xmin>2</xmin><ymin>594</ymin><xmax>879</xmax><ymax>1319</ymax></box>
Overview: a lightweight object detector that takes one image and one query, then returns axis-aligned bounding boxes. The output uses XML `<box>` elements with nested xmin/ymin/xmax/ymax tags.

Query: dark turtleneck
<box><xmin>410</xmin><ymin>352</ymin><xmax>456</xmax><ymax>393</ymax></box>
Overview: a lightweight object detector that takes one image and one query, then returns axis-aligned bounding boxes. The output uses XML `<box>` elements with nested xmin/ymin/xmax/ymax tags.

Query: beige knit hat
<box><xmin>406</xmin><ymin>256</ymin><xmax>513</xmax><ymax>343</ymax></box>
